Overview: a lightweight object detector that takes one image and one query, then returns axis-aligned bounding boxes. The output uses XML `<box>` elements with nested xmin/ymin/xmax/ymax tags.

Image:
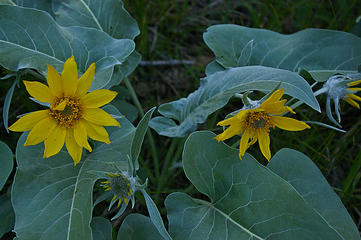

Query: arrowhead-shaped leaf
<box><xmin>150</xmin><ymin>66</ymin><xmax>319</xmax><ymax>137</ymax></box>
<box><xmin>203</xmin><ymin>24</ymin><xmax>361</xmax><ymax>79</ymax></box>
<box><xmin>165</xmin><ymin>131</ymin><xmax>359</xmax><ymax>240</ymax></box>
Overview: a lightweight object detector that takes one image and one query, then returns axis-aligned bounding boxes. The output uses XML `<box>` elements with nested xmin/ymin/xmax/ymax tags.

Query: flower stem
<box><xmin>124</xmin><ymin>78</ymin><xmax>160</xmax><ymax>179</ymax></box>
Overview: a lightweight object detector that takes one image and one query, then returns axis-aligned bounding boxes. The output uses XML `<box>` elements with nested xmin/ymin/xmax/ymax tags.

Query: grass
<box><xmin>0</xmin><ymin>0</ymin><xmax>360</xmax><ymax>237</ymax></box>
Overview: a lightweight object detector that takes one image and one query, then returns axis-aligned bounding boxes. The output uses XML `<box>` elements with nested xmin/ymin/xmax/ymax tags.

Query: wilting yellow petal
<box><xmin>65</xmin><ymin>128</ymin><xmax>83</xmax><ymax>165</ymax></box>
<box><xmin>24</xmin><ymin>117</ymin><xmax>57</xmax><ymax>146</ymax></box>
<box><xmin>73</xmin><ymin>120</ymin><xmax>92</xmax><ymax>152</ymax></box>
<box><xmin>111</xmin><ymin>195</ymin><xmax>118</xmax><ymax>202</ymax></box>
<box><xmin>260</xmin><ymin>88</ymin><xmax>284</xmax><ymax>107</ymax></box>
<box><xmin>348</xmin><ymin>79</ymin><xmax>361</xmax><ymax>87</ymax></box>
<box><xmin>81</xmin><ymin>89</ymin><xmax>118</xmax><ymax>108</ymax></box>
<box><xmin>75</xmin><ymin>63</ymin><xmax>95</xmax><ymax>97</ymax></box>
<box><xmin>344</xmin><ymin>97</ymin><xmax>360</xmax><ymax>109</ymax></box>
<box><xmin>23</xmin><ymin>81</ymin><xmax>54</xmax><ymax>103</ymax></box>
<box><xmin>9</xmin><ymin>110</ymin><xmax>49</xmax><ymax>132</ymax></box>
<box><xmin>46</xmin><ymin>64</ymin><xmax>63</xmax><ymax>97</ymax></box>
<box><xmin>261</xmin><ymin>99</ymin><xmax>295</xmax><ymax>115</ymax></box>
<box><xmin>44</xmin><ymin>126</ymin><xmax>66</xmax><ymax>158</ymax></box>
<box><xmin>118</xmin><ymin>199</ymin><xmax>123</xmax><ymax>207</ymax></box>
<box><xmin>62</xmin><ymin>56</ymin><xmax>78</xmax><ymax>96</ymax></box>
<box><xmin>214</xmin><ymin>124</ymin><xmax>244</xmax><ymax>142</ymax></box>
<box><xmin>272</xmin><ymin>116</ymin><xmax>310</xmax><ymax>131</ymax></box>
<box><xmin>82</xmin><ymin>108</ymin><xmax>120</xmax><ymax>127</ymax></box>
<box><xmin>346</xmin><ymin>93</ymin><xmax>361</xmax><ymax>102</ymax></box>
<box><xmin>83</xmin><ymin>121</ymin><xmax>110</xmax><ymax>144</ymax></box>
<box><xmin>239</xmin><ymin>128</ymin><xmax>252</xmax><ymax>159</ymax></box>
<box><xmin>257</xmin><ymin>129</ymin><xmax>271</xmax><ymax>161</ymax></box>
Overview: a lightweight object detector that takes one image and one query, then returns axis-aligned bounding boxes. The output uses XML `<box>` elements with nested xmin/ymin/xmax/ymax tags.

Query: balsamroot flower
<box><xmin>9</xmin><ymin>56</ymin><xmax>120</xmax><ymax>165</ymax></box>
<box><xmin>320</xmin><ymin>74</ymin><xmax>361</xmax><ymax>127</ymax></box>
<box><xmin>215</xmin><ymin>89</ymin><xmax>310</xmax><ymax>161</ymax></box>
<box><xmin>101</xmin><ymin>172</ymin><xmax>135</xmax><ymax>208</ymax></box>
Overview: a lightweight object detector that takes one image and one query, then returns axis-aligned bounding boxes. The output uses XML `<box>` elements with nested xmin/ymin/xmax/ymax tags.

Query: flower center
<box><xmin>49</xmin><ymin>97</ymin><xmax>81</xmax><ymax>127</ymax></box>
<box><xmin>246</xmin><ymin>111</ymin><xmax>274</xmax><ymax>131</ymax></box>
<box><xmin>109</xmin><ymin>174</ymin><xmax>131</xmax><ymax>199</ymax></box>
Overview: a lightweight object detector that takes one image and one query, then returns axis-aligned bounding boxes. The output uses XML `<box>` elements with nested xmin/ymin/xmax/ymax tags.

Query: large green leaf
<box><xmin>117</xmin><ymin>214</ymin><xmax>164</xmax><ymax>240</ymax></box>
<box><xmin>203</xmin><ymin>24</ymin><xmax>361</xmax><ymax>79</ymax></box>
<box><xmin>0</xmin><ymin>5</ymin><xmax>135</xmax><ymax>90</ymax></box>
<box><xmin>11</xmin><ymin>106</ymin><xmax>154</xmax><ymax>240</ymax></box>
<box><xmin>14</xmin><ymin>0</ymin><xmax>139</xmax><ymax>40</ymax></box>
<box><xmin>0</xmin><ymin>141</ymin><xmax>13</xmax><ymax>190</ymax></box>
<box><xmin>91</xmin><ymin>217</ymin><xmax>112</xmax><ymax>240</ymax></box>
<box><xmin>267</xmin><ymin>149</ymin><xmax>360</xmax><ymax>240</ymax></box>
<box><xmin>150</xmin><ymin>66</ymin><xmax>319</xmax><ymax>137</ymax></box>
<box><xmin>165</xmin><ymin>131</ymin><xmax>358</xmax><ymax>240</ymax></box>
<box><xmin>0</xmin><ymin>190</ymin><xmax>15</xmax><ymax>238</ymax></box>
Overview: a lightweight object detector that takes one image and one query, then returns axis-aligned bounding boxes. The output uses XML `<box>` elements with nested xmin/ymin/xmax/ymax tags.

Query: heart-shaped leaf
<box><xmin>165</xmin><ymin>131</ymin><xmax>358</xmax><ymax>240</ymax></box>
<box><xmin>11</xmin><ymin>107</ymin><xmax>154</xmax><ymax>240</ymax></box>
<box><xmin>267</xmin><ymin>149</ymin><xmax>360</xmax><ymax>240</ymax></box>
<box><xmin>150</xmin><ymin>66</ymin><xmax>319</xmax><ymax>137</ymax></box>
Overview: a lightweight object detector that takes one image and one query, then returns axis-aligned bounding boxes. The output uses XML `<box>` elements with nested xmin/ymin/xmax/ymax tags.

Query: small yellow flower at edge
<box><xmin>214</xmin><ymin>89</ymin><xmax>310</xmax><ymax>161</ymax></box>
<box><xmin>344</xmin><ymin>79</ymin><xmax>361</xmax><ymax>109</ymax></box>
<box><xmin>9</xmin><ymin>56</ymin><xmax>120</xmax><ymax>165</ymax></box>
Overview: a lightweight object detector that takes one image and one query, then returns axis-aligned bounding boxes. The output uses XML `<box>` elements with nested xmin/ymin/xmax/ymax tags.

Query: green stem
<box><xmin>341</xmin><ymin>149</ymin><xmax>361</xmax><ymax>201</ymax></box>
<box><xmin>124</xmin><ymin>78</ymin><xmax>160</xmax><ymax>180</ymax></box>
<box><xmin>289</xmin><ymin>87</ymin><xmax>327</xmax><ymax>110</ymax></box>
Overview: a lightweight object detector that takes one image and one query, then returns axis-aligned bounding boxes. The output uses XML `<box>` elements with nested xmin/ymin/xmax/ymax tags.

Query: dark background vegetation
<box><xmin>1</xmin><ymin>0</ymin><xmax>360</xmax><ymax>237</ymax></box>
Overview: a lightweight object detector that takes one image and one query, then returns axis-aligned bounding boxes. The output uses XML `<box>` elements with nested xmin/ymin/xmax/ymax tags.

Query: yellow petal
<box><xmin>81</xmin><ymin>89</ymin><xmax>117</xmax><ymax>108</ymax></box>
<box><xmin>82</xmin><ymin>108</ymin><xmax>120</xmax><ymax>127</ymax></box>
<box><xmin>214</xmin><ymin>124</ymin><xmax>244</xmax><ymax>142</ymax></box>
<box><xmin>9</xmin><ymin>110</ymin><xmax>49</xmax><ymax>132</ymax></box>
<box><xmin>260</xmin><ymin>88</ymin><xmax>285</xmax><ymax>108</ymax></box>
<box><xmin>272</xmin><ymin>116</ymin><xmax>310</xmax><ymax>131</ymax></box>
<box><xmin>111</xmin><ymin>195</ymin><xmax>118</xmax><ymax>202</ymax></box>
<box><xmin>46</xmin><ymin>64</ymin><xmax>63</xmax><ymax>97</ymax></box>
<box><xmin>118</xmin><ymin>199</ymin><xmax>123</xmax><ymax>207</ymax></box>
<box><xmin>348</xmin><ymin>88</ymin><xmax>361</xmax><ymax>92</ymax></box>
<box><xmin>75</xmin><ymin>63</ymin><xmax>95</xmax><ymax>97</ymax></box>
<box><xmin>346</xmin><ymin>94</ymin><xmax>361</xmax><ymax>102</ymax></box>
<box><xmin>83</xmin><ymin>121</ymin><xmax>110</xmax><ymax>144</ymax></box>
<box><xmin>73</xmin><ymin>120</ymin><xmax>92</xmax><ymax>152</ymax></box>
<box><xmin>62</xmin><ymin>56</ymin><xmax>78</xmax><ymax>96</ymax></box>
<box><xmin>44</xmin><ymin>126</ymin><xmax>66</xmax><ymax>158</ymax></box>
<box><xmin>257</xmin><ymin>129</ymin><xmax>271</xmax><ymax>161</ymax></box>
<box><xmin>348</xmin><ymin>79</ymin><xmax>361</xmax><ymax>87</ymax></box>
<box><xmin>23</xmin><ymin>81</ymin><xmax>54</xmax><ymax>103</ymax></box>
<box><xmin>239</xmin><ymin>128</ymin><xmax>253</xmax><ymax>160</ymax></box>
<box><xmin>52</xmin><ymin>99</ymin><xmax>67</xmax><ymax>111</ymax></box>
<box><xmin>344</xmin><ymin>97</ymin><xmax>360</xmax><ymax>109</ymax></box>
<box><xmin>65</xmin><ymin>128</ymin><xmax>83</xmax><ymax>165</ymax></box>
<box><xmin>24</xmin><ymin>117</ymin><xmax>57</xmax><ymax>146</ymax></box>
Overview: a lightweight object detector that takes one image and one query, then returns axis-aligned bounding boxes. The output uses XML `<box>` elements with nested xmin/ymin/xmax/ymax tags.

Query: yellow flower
<box><xmin>215</xmin><ymin>89</ymin><xmax>310</xmax><ymax>161</ymax></box>
<box><xmin>344</xmin><ymin>79</ymin><xmax>361</xmax><ymax>109</ymax></box>
<box><xmin>101</xmin><ymin>172</ymin><xmax>134</xmax><ymax>207</ymax></box>
<box><xmin>9</xmin><ymin>56</ymin><xmax>120</xmax><ymax>165</ymax></box>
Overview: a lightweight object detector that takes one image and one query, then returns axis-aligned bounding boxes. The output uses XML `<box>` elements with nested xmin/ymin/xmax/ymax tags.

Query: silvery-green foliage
<box><xmin>11</xmin><ymin>106</ymin><xmax>154</xmax><ymax>240</ymax></box>
<box><xmin>164</xmin><ymin>131</ymin><xmax>360</xmax><ymax>240</ymax></box>
<box><xmin>150</xmin><ymin>66</ymin><xmax>319</xmax><ymax>137</ymax></box>
<box><xmin>0</xmin><ymin>141</ymin><xmax>13</xmax><ymax>190</ymax></box>
<box><xmin>11</xmin><ymin>0</ymin><xmax>142</xmax><ymax>88</ymax></box>
<box><xmin>117</xmin><ymin>214</ymin><xmax>164</xmax><ymax>240</ymax></box>
<box><xmin>0</xmin><ymin>189</ymin><xmax>14</xmax><ymax>238</ymax></box>
<box><xmin>91</xmin><ymin>217</ymin><xmax>112</xmax><ymax>240</ymax></box>
<box><xmin>0</xmin><ymin>4</ymin><xmax>138</xmax><ymax>90</ymax></box>
<box><xmin>203</xmin><ymin>24</ymin><xmax>361</xmax><ymax>80</ymax></box>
